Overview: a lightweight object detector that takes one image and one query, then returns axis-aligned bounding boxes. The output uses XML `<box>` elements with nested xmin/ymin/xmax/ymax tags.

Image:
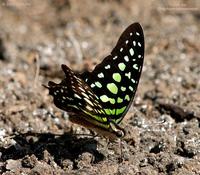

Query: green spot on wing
<box><xmin>125</xmin><ymin>94</ymin><xmax>130</xmax><ymax>101</ymax></box>
<box><xmin>100</xmin><ymin>95</ymin><xmax>109</xmax><ymax>102</ymax></box>
<box><xmin>112</xmin><ymin>73</ymin><xmax>121</xmax><ymax>82</ymax></box>
<box><xmin>82</xmin><ymin>110</ymin><xmax>108</xmax><ymax>123</ymax></box>
<box><xmin>110</xmin><ymin>109</ymin><xmax>115</xmax><ymax>115</ymax></box>
<box><xmin>129</xmin><ymin>86</ymin><xmax>134</xmax><ymax>91</ymax></box>
<box><xmin>110</xmin><ymin>98</ymin><xmax>115</xmax><ymax>104</ymax></box>
<box><xmin>104</xmin><ymin>109</ymin><xmax>115</xmax><ymax>115</ymax></box>
<box><xmin>121</xmin><ymin>86</ymin><xmax>126</xmax><ymax>91</ymax></box>
<box><xmin>133</xmin><ymin>64</ymin><xmax>138</xmax><ymax>70</ymax></box>
<box><xmin>125</xmin><ymin>72</ymin><xmax>131</xmax><ymax>79</ymax></box>
<box><xmin>107</xmin><ymin>83</ymin><xmax>118</xmax><ymax>94</ymax></box>
<box><xmin>104</xmin><ymin>109</ymin><xmax>111</xmax><ymax>115</ymax></box>
<box><xmin>116</xmin><ymin>106</ymin><xmax>126</xmax><ymax>115</ymax></box>
<box><xmin>102</xmin><ymin>117</ymin><xmax>107</xmax><ymax>122</ymax></box>
<box><xmin>117</xmin><ymin>97</ymin><xmax>123</xmax><ymax>103</ymax></box>
<box><xmin>99</xmin><ymin>109</ymin><xmax>105</xmax><ymax>114</ymax></box>
<box><xmin>118</xmin><ymin>63</ymin><xmax>126</xmax><ymax>71</ymax></box>
<box><xmin>131</xmin><ymin>79</ymin><xmax>136</xmax><ymax>83</ymax></box>
<box><xmin>95</xmin><ymin>81</ymin><xmax>102</xmax><ymax>88</ymax></box>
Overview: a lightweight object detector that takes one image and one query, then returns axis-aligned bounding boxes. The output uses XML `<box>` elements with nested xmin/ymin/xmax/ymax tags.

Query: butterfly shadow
<box><xmin>0</xmin><ymin>131</ymin><xmax>105</xmax><ymax>168</ymax></box>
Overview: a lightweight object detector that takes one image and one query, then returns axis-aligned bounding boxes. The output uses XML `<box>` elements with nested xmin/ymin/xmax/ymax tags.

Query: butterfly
<box><xmin>45</xmin><ymin>23</ymin><xmax>144</xmax><ymax>140</ymax></box>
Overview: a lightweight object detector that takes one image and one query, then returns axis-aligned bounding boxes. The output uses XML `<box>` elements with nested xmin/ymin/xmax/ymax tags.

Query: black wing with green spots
<box><xmin>45</xmin><ymin>23</ymin><xmax>144</xmax><ymax>138</ymax></box>
<box><xmin>81</xmin><ymin>23</ymin><xmax>144</xmax><ymax>123</ymax></box>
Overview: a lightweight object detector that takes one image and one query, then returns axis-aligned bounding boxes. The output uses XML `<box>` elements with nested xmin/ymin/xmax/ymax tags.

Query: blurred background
<box><xmin>0</xmin><ymin>0</ymin><xmax>199</xmax><ymax>174</ymax></box>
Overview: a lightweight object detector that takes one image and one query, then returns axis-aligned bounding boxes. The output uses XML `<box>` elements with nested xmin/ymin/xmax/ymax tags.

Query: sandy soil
<box><xmin>0</xmin><ymin>0</ymin><xmax>200</xmax><ymax>174</ymax></box>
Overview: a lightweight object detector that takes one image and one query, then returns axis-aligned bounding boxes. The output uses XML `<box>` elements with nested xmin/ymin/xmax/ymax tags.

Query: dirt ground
<box><xmin>0</xmin><ymin>0</ymin><xmax>200</xmax><ymax>174</ymax></box>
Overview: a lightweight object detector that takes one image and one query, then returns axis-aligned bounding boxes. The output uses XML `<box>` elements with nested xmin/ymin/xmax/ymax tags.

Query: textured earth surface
<box><xmin>0</xmin><ymin>0</ymin><xmax>200</xmax><ymax>174</ymax></box>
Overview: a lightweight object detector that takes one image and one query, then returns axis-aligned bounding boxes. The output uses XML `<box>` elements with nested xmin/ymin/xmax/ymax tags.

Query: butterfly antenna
<box><xmin>42</xmin><ymin>84</ymin><xmax>49</xmax><ymax>89</ymax></box>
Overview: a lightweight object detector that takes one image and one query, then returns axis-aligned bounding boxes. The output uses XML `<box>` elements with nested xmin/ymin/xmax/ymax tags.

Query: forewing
<box><xmin>81</xmin><ymin>23</ymin><xmax>145</xmax><ymax>123</ymax></box>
